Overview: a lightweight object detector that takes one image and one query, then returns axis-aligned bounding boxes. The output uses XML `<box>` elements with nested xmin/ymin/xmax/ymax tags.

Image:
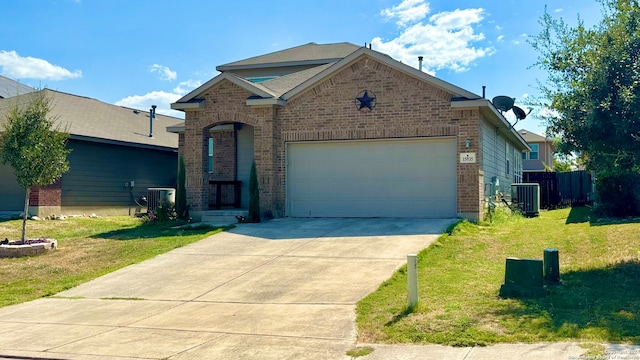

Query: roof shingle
<box><xmin>0</xmin><ymin>89</ymin><xmax>180</xmax><ymax>150</ymax></box>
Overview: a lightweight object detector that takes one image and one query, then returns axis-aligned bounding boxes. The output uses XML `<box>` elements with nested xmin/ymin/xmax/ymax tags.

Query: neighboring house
<box><xmin>0</xmin><ymin>89</ymin><xmax>181</xmax><ymax>216</ymax></box>
<box><xmin>0</xmin><ymin>75</ymin><xmax>34</xmax><ymax>99</ymax></box>
<box><xmin>169</xmin><ymin>42</ymin><xmax>529</xmax><ymax>222</ymax></box>
<box><xmin>518</xmin><ymin>129</ymin><xmax>556</xmax><ymax>171</ymax></box>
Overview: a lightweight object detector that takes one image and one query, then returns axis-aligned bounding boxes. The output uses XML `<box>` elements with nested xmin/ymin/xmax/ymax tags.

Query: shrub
<box><xmin>154</xmin><ymin>201</ymin><xmax>177</xmax><ymax>222</ymax></box>
<box><xmin>175</xmin><ymin>156</ymin><xmax>189</xmax><ymax>220</ymax></box>
<box><xmin>248</xmin><ymin>160</ymin><xmax>260</xmax><ymax>223</ymax></box>
<box><xmin>595</xmin><ymin>171</ymin><xmax>640</xmax><ymax>218</ymax></box>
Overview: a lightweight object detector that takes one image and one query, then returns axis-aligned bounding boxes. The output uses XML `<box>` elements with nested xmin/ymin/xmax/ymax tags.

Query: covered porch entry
<box><xmin>205</xmin><ymin>122</ymin><xmax>254</xmax><ymax>211</ymax></box>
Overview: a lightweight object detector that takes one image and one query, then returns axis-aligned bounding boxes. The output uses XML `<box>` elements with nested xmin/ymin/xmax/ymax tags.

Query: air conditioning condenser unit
<box><xmin>147</xmin><ymin>187</ymin><xmax>176</xmax><ymax>212</ymax></box>
<box><xmin>511</xmin><ymin>183</ymin><xmax>540</xmax><ymax>217</ymax></box>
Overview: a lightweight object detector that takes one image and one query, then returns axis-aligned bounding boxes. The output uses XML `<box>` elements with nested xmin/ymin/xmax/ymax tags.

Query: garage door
<box><xmin>286</xmin><ymin>137</ymin><xmax>456</xmax><ymax>218</ymax></box>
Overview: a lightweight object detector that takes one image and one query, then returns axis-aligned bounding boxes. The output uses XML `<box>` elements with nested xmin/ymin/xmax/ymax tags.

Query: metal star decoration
<box><xmin>355</xmin><ymin>90</ymin><xmax>376</xmax><ymax>111</ymax></box>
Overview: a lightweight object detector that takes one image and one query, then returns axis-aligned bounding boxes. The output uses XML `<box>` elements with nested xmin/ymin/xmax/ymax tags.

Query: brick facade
<box><xmin>29</xmin><ymin>180</ymin><xmax>62</xmax><ymax>207</ymax></box>
<box><xmin>182</xmin><ymin>55</ymin><xmax>485</xmax><ymax>220</ymax></box>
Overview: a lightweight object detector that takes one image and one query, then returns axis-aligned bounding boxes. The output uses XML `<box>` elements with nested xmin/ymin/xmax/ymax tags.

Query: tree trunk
<box><xmin>21</xmin><ymin>187</ymin><xmax>30</xmax><ymax>242</ymax></box>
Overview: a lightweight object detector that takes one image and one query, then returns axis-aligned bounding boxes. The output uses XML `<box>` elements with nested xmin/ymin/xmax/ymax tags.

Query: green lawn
<box><xmin>356</xmin><ymin>207</ymin><xmax>640</xmax><ymax>346</ymax></box>
<box><xmin>0</xmin><ymin>217</ymin><xmax>225</xmax><ymax>308</ymax></box>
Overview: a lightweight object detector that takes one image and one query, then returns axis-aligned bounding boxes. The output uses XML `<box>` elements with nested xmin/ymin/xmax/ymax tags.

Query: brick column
<box><xmin>455</xmin><ymin>109</ymin><xmax>483</xmax><ymax>222</ymax></box>
<box><xmin>28</xmin><ymin>179</ymin><xmax>62</xmax><ymax>217</ymax></box>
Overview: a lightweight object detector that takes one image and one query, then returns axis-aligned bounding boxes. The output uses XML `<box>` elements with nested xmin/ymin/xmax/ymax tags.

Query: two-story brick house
<box><xmin>170</xmin><ymin>42</ymin><xmax>528</xmax><ymax>222</ymax></box>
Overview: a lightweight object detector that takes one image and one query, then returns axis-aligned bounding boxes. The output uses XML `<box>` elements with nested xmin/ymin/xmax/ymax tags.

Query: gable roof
<box><xmin>0</xmin><ymin>89</ymin><xmax>180</xmax><ymax>151</ymax></box>
<box><xmin>518</xmin><ymin>129</ymin><xmax>552</xmax><ymax>143</ymax></box>
<box><xmin>216</xmin><ymin>42</ymin><xmax>360</xmax><ymax>71</ymax></box>
<box><xmin>172</xmin><ymin>45</ymin><xmax>479</xmax><ymax>109</ymax></box>
<box><xmin>170</xmin><ymin>42</ymin><xmax>528</xmax><ymax>150</ymax></box>
<box><xmin>0</xmin><ymin>75</ymin><xmax>34</xmax><ymax>99</ymax></box>
<box><xmin>518</xmin><ymin>129</ymin><xmax>556</xmax><ymax>152</ymax></box>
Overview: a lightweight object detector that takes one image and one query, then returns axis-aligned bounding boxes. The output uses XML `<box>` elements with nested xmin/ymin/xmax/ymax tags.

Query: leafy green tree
<box><xmin>0</xmin><ymin>90</ymin><xmax>71</xmax><ymax>240</ymax></box>
<box><xmin>553</xmin><ymin>154</ymin><xmax>576</xmax><ymax>172</ymax></box>
<box><xmin>248</xmin><ymin>160</ymin><xmax>260</xmax><ymax>223</ymax></box>
<box><xmin>530</xmin><ymin>0</ymin><xmax>640</xmax><ymax>215</ymax></box>
<box><xmin>175</xmin><ymin>155</ymin><xmax>188</xmax><ymax>220</ymax></box>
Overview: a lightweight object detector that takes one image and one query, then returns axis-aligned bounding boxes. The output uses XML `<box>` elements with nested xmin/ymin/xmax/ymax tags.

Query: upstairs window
<box><xmin>522</xmin><ymin>144</ymin><xmax>540</xmax><ymax>160</ymax></box>
<box><xmin>529</xmin><ymin>144</ymin><xmax>539</xmax><ymax>160</ymax></box>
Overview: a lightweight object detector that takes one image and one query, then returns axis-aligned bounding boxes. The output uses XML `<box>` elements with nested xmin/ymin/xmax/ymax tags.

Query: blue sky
<box><xmin>0</xmin><ymin>0</ymin><xmax>603</xmax><ymax>135</ymax></box>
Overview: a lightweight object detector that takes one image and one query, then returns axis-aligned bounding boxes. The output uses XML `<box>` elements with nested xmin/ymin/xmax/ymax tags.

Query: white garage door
<box><xmin>286</xmin><ymin>137</ymin><xmax>457</xmax><ymax>218</ymax></box>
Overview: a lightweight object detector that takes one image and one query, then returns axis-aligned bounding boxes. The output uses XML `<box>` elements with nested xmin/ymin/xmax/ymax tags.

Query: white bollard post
<box><xmin>407</xmin><ymin>254</ymin><xmax>418</xmax><ymax>308</ymax></box>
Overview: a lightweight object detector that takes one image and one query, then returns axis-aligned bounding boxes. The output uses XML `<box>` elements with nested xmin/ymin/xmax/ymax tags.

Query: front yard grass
<box><xmin>0</xmin><ymin>217</ymin><xmax>225</xmax><ymax>308</ymax></box>
<box><xmin>356</xmin><ymin>207</ymin><xmax>640</xmax><ymax>346</ymax></box>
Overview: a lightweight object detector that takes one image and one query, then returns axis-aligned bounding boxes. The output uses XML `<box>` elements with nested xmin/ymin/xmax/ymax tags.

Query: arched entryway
<box><xmin>203</xmin><ymin>122</ymin><xmax>254</xmax><ymax>210</ymax></box>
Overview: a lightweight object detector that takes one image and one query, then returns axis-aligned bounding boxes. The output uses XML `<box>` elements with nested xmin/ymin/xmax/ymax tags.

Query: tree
<box><xmin>0</xmin><ymin>90</ymin><xmax>71</xmax><ymax>240</ymax></box>
<box><xmin>175</xmin><ymin>155</ymin><xmax>189</xmax><ymax>220</ymax></box>
<box><xmin>530</xmin><ymin>0</ymin><xmax>640</xmax><ymax>215</ymax></box>
<box><xmin>248</xmin><ymin>160</ymin><xmax>260</xmax><ymax>223</ymax></box>
<box><xmin>552</xmin><ymin>154</ymin><xmax>576</xmax><ymax>172</ymax></box>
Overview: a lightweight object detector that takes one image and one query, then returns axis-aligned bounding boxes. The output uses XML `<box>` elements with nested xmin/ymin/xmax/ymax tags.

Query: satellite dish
<box><xmin>512</xmin><ymin>106</ymin><xmax>527</xmax><ymax>120</ymax></box>
<box><xmin>492</xmin><ymin>96</ymin><xmax>514</xmax><ymax>112</ymax></box>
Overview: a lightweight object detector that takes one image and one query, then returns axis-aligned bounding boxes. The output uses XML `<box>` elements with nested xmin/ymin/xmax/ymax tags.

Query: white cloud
<box><xmin>512</xmin><ymin>40</ymin><xmax>521</xmax><ymax>45</ymax></box>
<box><xmin>372</xmin><ymin>4</ymin><xmax>494</xmax><ymax>74</ymax></box>
<box><xmin>497</xmin><ymin>35</ymin><xmax>505</xmax><ymax>42</ymax></box>
<box><xmin>495</xmin><ymin>25</ymin><xmax>502</xmax><ymax>30</ymax></box>
<box><xmin>115</xmin><ymin>91</ymin><xmax>184</xmax><ymax>118</ymax></box>
<box><xmin>0</xmin><ymin>50</ymin><xmax>82</xmax><ymax>80</ymax></box>
<box><xmin>520</xmin><ymin>33</ymin><xmax>528</xmax><ymax>37</ymax></box>
<box><xmin>150</xmin><ymin>64</ymin><xmax>177</xmax><ymax>81</ymax></box>
<box><xmin>173</xmin><ymin>79</ymin><xmax>201</xmax><ymax>95</ymax></box>
<box><xmin>380</xmin><ymin>0</ymin><xmax>430</xmax><ymax>27</ymax></box>
<box><xmin>554</xmin><ymin>8</ymin><xmax>564</xmax><ymax>13</ymax></box>
<box><xmin>115</xmin><ymin>80</ymin><xmax>200</xmax><ymax>118</ymax></box>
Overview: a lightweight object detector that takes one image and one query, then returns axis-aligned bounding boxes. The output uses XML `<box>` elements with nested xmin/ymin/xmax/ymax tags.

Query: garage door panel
<box><xmin>287</xmin><ymin>138</ymin><xmax>456</xmax><ymax>218</ymax></box>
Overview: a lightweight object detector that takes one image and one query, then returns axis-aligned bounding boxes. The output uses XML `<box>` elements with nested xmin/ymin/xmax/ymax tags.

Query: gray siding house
<box><xmin>0</xmin><ymin>89</ymin><xmax>180</xmax><ymax>216</ymax></box>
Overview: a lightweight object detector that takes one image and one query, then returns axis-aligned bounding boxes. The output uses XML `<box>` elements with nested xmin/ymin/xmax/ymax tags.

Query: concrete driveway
<box><xmin>0</xmin><ymin>218</ymin><xmax>454</xmax><ymax>360</ymax></box>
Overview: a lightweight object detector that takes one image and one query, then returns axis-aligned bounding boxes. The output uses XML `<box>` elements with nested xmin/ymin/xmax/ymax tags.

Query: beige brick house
<box><xmin>169</xmin><ymin>42</ymin><xmax>529</xmax><ymax>222</ymax></box>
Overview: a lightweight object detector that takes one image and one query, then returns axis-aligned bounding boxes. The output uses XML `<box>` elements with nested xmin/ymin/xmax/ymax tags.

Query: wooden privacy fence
<box><xmin>522</xmin><ymin>171</ymin><xmax>592</xmax><ymax>209</ymax></box>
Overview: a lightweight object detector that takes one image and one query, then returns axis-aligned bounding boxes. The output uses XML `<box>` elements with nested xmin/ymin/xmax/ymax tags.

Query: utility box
<box><xmin>499</xmin><ymin>257</ymin><xmax>547</xmax><ymax>298</ymax></box>
<box><xmin>543</xmin><ymin>248</ymin><xmax>560</xmax><ymax>283</ymax></box>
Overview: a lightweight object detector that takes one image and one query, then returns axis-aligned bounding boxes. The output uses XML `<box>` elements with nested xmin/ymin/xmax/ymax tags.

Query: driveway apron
<box><xmin>0</xmin><ymin>218</ymin><xmax>453</xmax><ymax>360</ymax></box>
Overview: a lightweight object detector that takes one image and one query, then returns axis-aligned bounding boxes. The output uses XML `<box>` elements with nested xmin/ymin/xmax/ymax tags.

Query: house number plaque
<box><xmin>460</xmin><ymin>152</ymin><xmax>476</xmax><ymax>164</ymax></box>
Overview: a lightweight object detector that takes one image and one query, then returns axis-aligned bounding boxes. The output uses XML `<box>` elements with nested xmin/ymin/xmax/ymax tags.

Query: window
<box><xmin>522</xmin><ymin>151</ymin><xmax>527</xmax><ymax>160</ymax></box>
<box><xmin>505</xmin><ymin>143</ymin><xmax>511</xmax><ymax>175</ymax></box>
<box><xmin>247</xmin><ymin>76</ymin><xmax>277</xmax><ymax>83</ymax></box>
<box><xmin>529</xmin><ymin>144</ymin><xmax>539</xmax><ymax>160</ymax></box>
<box><xmin>208</xmin><ymin>138</ymin><xmax>214</xmax><ymax>173</ymax></box>
<box><xmin>514</xmin><ymin>148</ymin><xmax>522</xmax><ymax>183</ymax></box>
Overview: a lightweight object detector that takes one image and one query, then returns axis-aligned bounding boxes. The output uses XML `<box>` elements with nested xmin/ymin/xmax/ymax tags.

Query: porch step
<box><xmin>200</xmin><ymin>210</ymin><xmax>248</xmax><ymax>226</ymax></box>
